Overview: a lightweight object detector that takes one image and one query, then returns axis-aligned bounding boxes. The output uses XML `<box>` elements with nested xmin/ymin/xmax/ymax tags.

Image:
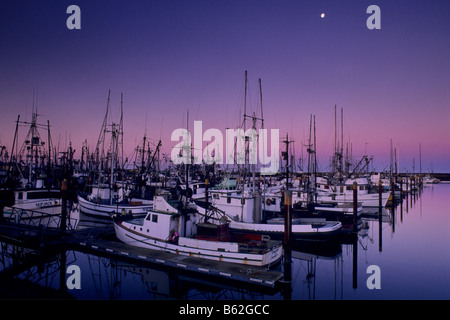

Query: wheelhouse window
<box><xmin>27</xmin><ymin>191</ymin><xmax>60</xmax><ymax>199</ymax></box>
<box><xmin>152</xmin><ymin>214</ymin><xmax>158</xmax><ymax>223</ymax></box>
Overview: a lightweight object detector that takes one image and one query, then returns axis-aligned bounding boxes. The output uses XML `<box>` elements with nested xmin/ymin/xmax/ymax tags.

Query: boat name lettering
<box><xmin>36</xmin><ymin>201</ymin><xmax>54</xmax><ymax>207</ymax></box>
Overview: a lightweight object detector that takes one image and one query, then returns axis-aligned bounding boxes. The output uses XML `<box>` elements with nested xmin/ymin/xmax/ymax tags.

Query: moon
<box><xmin>321</xmin><ymin>13</ymin><xmax>325</xmax><ymax>18</ymax></box>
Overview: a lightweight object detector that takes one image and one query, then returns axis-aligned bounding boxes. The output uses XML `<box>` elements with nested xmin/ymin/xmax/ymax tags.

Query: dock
<box><xmin>0</xmin><ymin>222</ymin><xmax>284</xmax><ymax>289</ymax></box>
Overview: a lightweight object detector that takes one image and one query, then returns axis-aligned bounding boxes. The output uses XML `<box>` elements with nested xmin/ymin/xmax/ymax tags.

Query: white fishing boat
<box><xmin>12</xmin><ymin>188</ymin><xmax>62</xmax><ymax>214</ymax></box>
<box><xmin>207</xmin><ymin>188</ymin><xmax>261</xmax><ymax>222</ymax></box>
<box><xmin>202</xmin><ymin>206</ymin><xmax>342</xmax><ymax>241</ymax></box>
<box><xmin>78</xmin><ymin>185</ymin><xmax>153</xmax><ymax>218</ymax></box>
<box><xmin>4</xmin><ymin>200</ymin><xmax>80</xmax><ymax>230</ymax></box>
<box><xmin>196</xmin><ymin>189</ymin><xmax>343</xmax><ymax>240</ymax></box>
<box><xmin>423</xmin><ymin>175</ymin><xmax>440</xmax><ymax>184</ymax></box>
<box><xmin>77</xmin><ymin>91</ymin><xmax>154</xmax><ymax>218</ymax></box>
<box><xmin>262</xmin><ymin>189</ymin><xmax>362</xmax><ymax>218</ymax></box>
<box><xmin>315</xmin><ymin>177</ymin><xmax>391</xmax><ymax>208</ymax></box>
<box><xmin>113</xmin><ymin>194</ymin><xmax>283</xmax><ymax>268</ymax></box>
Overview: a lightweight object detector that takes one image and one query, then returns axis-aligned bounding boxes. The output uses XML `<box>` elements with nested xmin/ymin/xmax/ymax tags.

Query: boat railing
<box><xmin>238</xmin><ymin>238</ymin><xmax>279</xmax><ymax>254</ymax></box>
<box><xmin>5</xmin><ymin>207</ymin><xmax>78</xmax><ymax>231</ymax></box>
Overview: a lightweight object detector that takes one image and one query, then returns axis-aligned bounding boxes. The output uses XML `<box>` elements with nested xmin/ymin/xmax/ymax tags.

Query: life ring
<box><xmin>266</xmin><ymin>198</ymin><xmax>272</xmax><ymax>206</ymax></box>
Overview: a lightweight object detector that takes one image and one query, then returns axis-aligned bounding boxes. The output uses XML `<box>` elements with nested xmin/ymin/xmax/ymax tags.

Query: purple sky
<box><xmin>1</xmin><ymin>0</ymin><xmax>449</xmax><ymax>173</ymax></box>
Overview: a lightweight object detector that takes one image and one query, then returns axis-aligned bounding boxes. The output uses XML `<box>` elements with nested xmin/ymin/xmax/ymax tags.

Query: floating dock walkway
<box><xmin>0</xmin><ymin>222</ymin><xmax>284</xmax><ymax>289</ymax></box>
<box><xmin>72</xmin><ymin>233</ymin><xmax>283</xmax><ymax>288</ymax></box>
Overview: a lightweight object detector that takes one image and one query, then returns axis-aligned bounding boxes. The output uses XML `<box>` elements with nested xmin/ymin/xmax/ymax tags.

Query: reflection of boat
<box><xmin>122</xmin><ymin>264</ymin><xmax>174</xmax><ymax>298</ymax></box>
<box><xmin>291</xmin><ymin>237</ymin><xmax>342</xmax><ymax>260</ymax></box>
<box><xmin>113</xmin><ymin>194</ymin><xmax>283</xmax><ymax>267</ymax></box>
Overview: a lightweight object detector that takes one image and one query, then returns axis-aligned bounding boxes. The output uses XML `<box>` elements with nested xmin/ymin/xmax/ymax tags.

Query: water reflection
<box><xmin>0</xmin><ymin>243</ymin><xmax>282</xmax><ymax>299</ymax></box>
<box><xmin>290</xmin><ymin>240</ymin><xmax>343</xmax><ymax>300</ymax></box>
<box><xmin>0</xmin><ymin>242</ymin><xmax>77</xmax><ymax>298</ymax></box>
<box><xmin>1</xmin><ymin>184</ymin><xmax>450</xmax><ymax>299</ymax></box>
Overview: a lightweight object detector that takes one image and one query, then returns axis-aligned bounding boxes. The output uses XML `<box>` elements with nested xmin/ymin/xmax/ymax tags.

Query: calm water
<box><xmin>1</xmin><ymin>183</ymin><xmax>449</xmax><ymax>300</ymax></box>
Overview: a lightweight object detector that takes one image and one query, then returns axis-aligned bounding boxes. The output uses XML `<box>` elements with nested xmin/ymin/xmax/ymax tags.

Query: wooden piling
<box><xmin>283</xmin><ymin>189</ymin><xmax>292</xmax><ymax>295</ymax></box>
<box><xmin>378</xmin><ymin>208</ymin><xmax>383</xmax><ymax>252</ymax></box>
<box><xmin>352</xmin><ymin>232</ymin><xmax>358</xmax><ymax>288</ymax></box>
<box><xmin>205</xmin><ymin>178</ymin><xmax>209</xmax><ymax>208</ymax></box>
<box><xmin>353</xmin><ymin>182</ymin><xmax>358</xmax><ymax>231</ymax></box>
<box><xmin>378</xmin><ymin>179</ymin><xmax>382</xmax><ymax>214</ymax></box>
<box><xmin>60</xmin><ymin>179</ymin><xmax>68</xmax><ymax>233</ymax></box>
<box><xmin>284</xmin><ymin>190</ymin><xmax>292</xmax><ymax>249</ymax></box>
<box><xmin>406</xmin><ymin>176</ymin><xmax>409</xmax><ymax>194</ymax></box>
<box><xmin>400</xmin><ymin>177</ymin><xmax>403</xmax><ymax>198</ymax></box>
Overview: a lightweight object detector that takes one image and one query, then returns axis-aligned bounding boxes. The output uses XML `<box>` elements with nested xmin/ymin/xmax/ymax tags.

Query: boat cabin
<box><xmin>131</xmin><ymin>195</ymin><xmax>198</xmax><ymax>241</ymax></box>
<box><xmin>15</xmin><ymin>189</ymin><xmax>61</xmax><ymax>202</ymax></box>
<box><xmin>208</xmin><ymin>189</ymin><xmax>256</xmax><ymax>223</ymax></box>
<box><xmin>344</xmin><ymin>178</ymin><xmax>370</xmax><ymax>194</ymax></box>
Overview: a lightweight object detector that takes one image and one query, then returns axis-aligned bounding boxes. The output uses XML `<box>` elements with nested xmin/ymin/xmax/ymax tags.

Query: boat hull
<box><xmin>113</xmin><ymin>220</ymin><xmax>282</xmax><ymax>267</ymax></box>
<box><xmin>316</xmin><ymin>192</ymin><xmax>390</xmax><ymax>208</ymax></box>
<box><xmin>227</xmin><ymin>219</ymin><xmax>342</xmax><ymax>241</ymax></box>
<box><xmin>78</xmin><ymin>195</ymin><xmax>153</xmax><ymax>218</ymax></box>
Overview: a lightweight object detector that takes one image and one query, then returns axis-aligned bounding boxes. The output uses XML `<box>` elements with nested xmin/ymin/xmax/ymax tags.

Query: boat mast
<box><xmin>259</xmin><ymin>78</ymin><xmax>265</xmax><ymax>198</ymax></box>
<box><xmin>185</xmin><ymin>109</ymin><xmax>189</xmax><ymax>210</ymax></box>
<box><xmin>314</xmin><ymin>115</ymin><xmax>317</xmax><ymax>202</ymax></box>
<box><xmin>334</xmin><ymin>104</ymin><xmax>337</xmax><ymax>177</ymax></box>
<box><xmin>47</xmin><ymin>120</ymin><xmax>52</xmax><ymax>176</ymax></box>
<box><xmin>243</xmin><ymin>70</ymin><xmax>248</xmax><ymax>192</ymax></box>
<box><xmin>341</xmin><ymin>107</ymin><xmax>344</xmax><ymax>176</ymax></box>
<box><xmin>141</xmin><ymin>134</ymin><xmax>146</xmax><ymax>173</ymax></box>
<box><xmin>7</xmin><ymin>115</ymin><xmax>20</xmax><ymax>184</ymax></box>
<box><xmin>306</xmin><ymin>114</ymin><xmax>316</xmax><ymax>204</ymax></box>
<box><xmin>95</xmin><ymin>90</ymin><xmax>110</xmax><ymax>171</ymax></box>
<box><xmin>110</xmin><ymin>123</ymin><xmax>116</xmax><ymax>205</ymax></box>
<box><xmin>119</xmin><ymin>93</ymin><xmax>124</xmax><ymax>171</ymax></box>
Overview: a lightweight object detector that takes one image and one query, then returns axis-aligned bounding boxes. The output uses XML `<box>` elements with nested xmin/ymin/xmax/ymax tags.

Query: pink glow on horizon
<box><xmin>1</xmin><ymin>1</ymin><xmax>449</xmax><ymax>173</ymax></box>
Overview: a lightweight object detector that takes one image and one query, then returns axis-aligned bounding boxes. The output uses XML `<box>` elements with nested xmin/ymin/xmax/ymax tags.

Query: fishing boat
<box><xmin>78</xmin><ymin>185</ymin><xmax>153</xmax><ymax>218</ymax></box>
<box><xmin>315</xmin><ymin>177</ymin><xmax>391</xmax><ymax>208</ymax></box>
<box><xmin>201</xmin><ymin>205</ymin><xmax>342</xmax><ymax>241</ymax></box>
<box><xmin>196</xmin><ymin>189</ymin><xmax>343</xmax><ymax>240</ymax></box>
<box><xmin>12</xmin><ymin>188</ymin><xmax>62</xmax><ymax>214</ymax></box>
<box><xmin>113</xmin><ymin>193</ymin><xmax>283</xmax><ymax>267</ymax></box>
<box><xmin>422</xmin><ymin>175</ymin><xmax>440</xmax><ymax>184</ymax></box>
<box><xmin>3</xmin><ymin>195</ymin><xmax>80</xmax><ymax>231</ymax></box>
<box><xmin>262</xmin><ymin>188</ymin><xmax>363</xmax><ymax>220</ymax></box>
